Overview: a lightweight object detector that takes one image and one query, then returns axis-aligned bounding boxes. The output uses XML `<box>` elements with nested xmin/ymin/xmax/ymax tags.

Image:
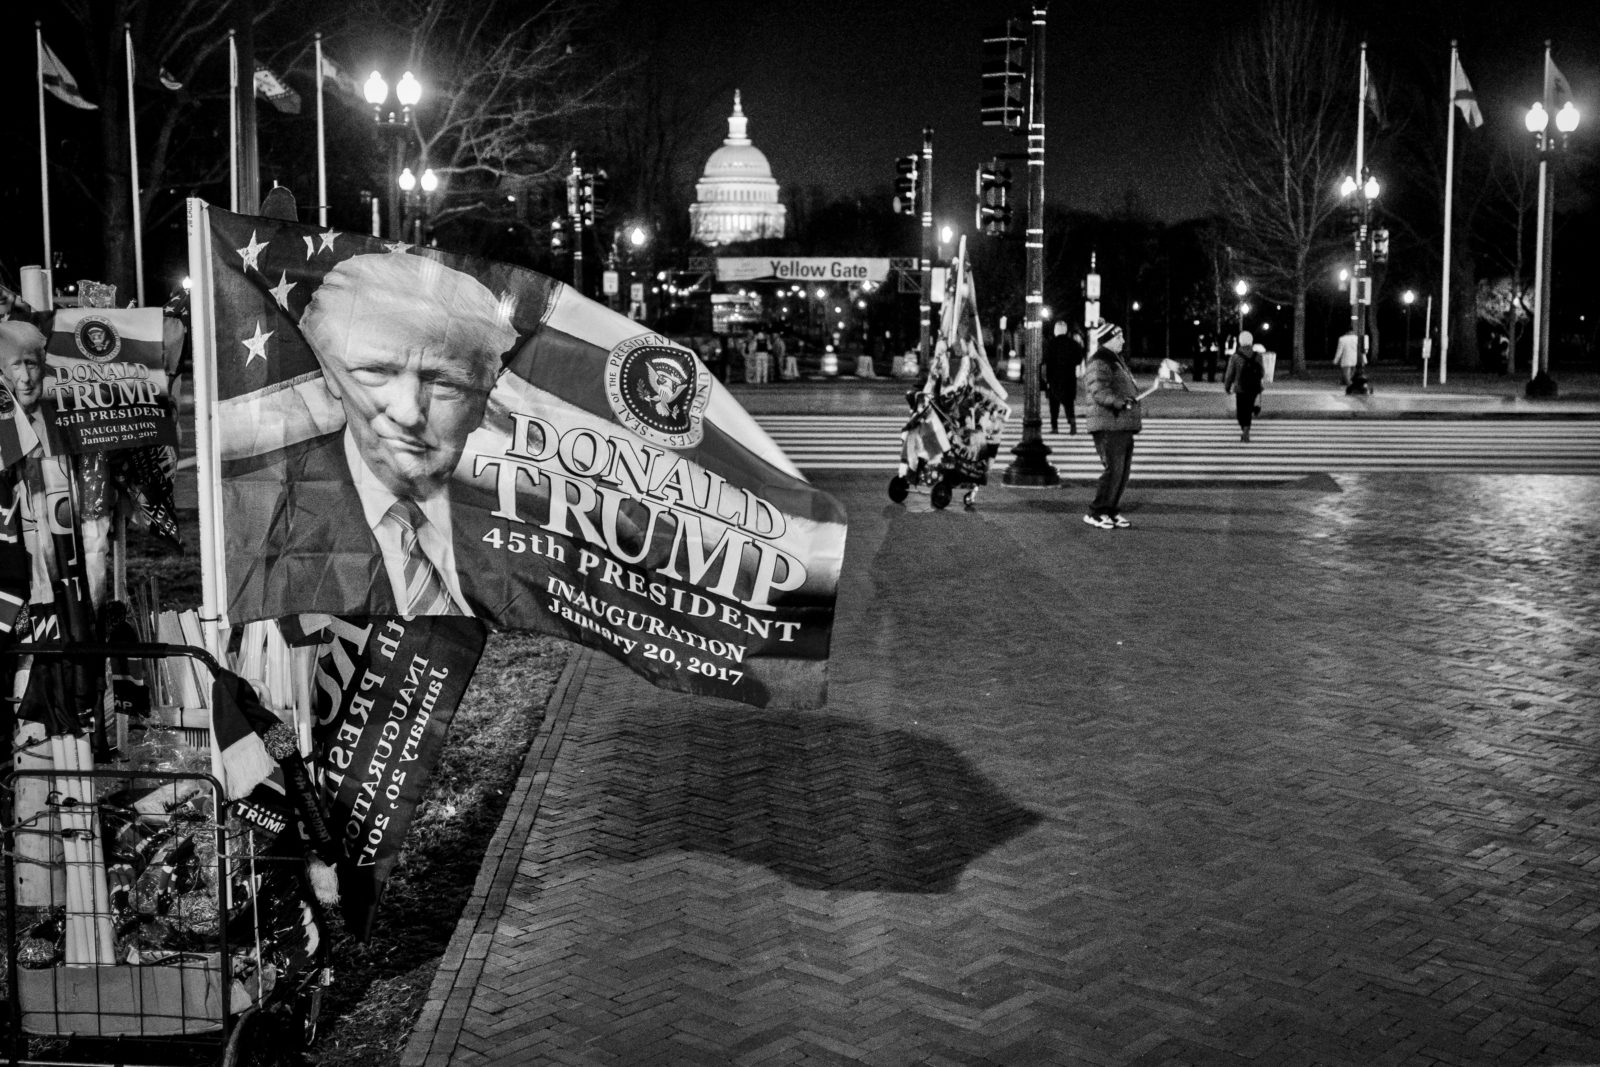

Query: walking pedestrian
<box><xmin>1224</xmin><ymin>341</ymin><xmax>1266</xmax><ymax>442</ymax></box>
<box><xmin>1081</xmin><ymin>321</ymin><xmax>1142</xmax><ymax>529</ymax></box>
<box><xmin>1333</xmin><ymin>328</ymin><xmax>1358</xmax><ymax>386</ymax></box>
<box><xmin>1042</xmin><ymin>321</ymin><xmax>1082</xmax><ymax>434</ymax></box>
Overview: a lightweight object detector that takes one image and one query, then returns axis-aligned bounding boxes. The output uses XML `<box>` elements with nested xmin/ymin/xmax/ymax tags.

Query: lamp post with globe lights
<box><xmin>1524</xmin><ymin>42</ymin><xmax>1580</xmax><ymax>398</ymax></box>
<box><xmin>1339</xmin><ymin>171</ymin><xmax>1381</xmax><ymax>394</ymax></box>
<box><xmin>1234</xmin><ymin>279</ymin><xmax>1249</xmax><ymax>333</ymax></box>
<box><xmin>397</xmin><ymin>166</ymin><xmax>440</xmax><ymax>247</ymax></box>
<box><xmin>1401</xmin><ymin>289</ymin><xmax>1416</xmax><ymax>362</ymax></box>
<box><xmin>364</xmin><ymin>70</ymin><xmax>422</xmax><ymax>241</ymax></box>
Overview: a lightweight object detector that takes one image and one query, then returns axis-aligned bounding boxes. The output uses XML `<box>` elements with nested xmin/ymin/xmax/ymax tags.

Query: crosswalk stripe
<box><xmin>754</xmin><ymin>416</ymin><xmax>1600</xmax><ymax>477</ymax></box>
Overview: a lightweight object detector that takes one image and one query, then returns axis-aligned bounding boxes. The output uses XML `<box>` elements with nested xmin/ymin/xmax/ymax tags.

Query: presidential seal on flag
<box><xmin>73</xmin><ymin>316</ymin><xmax>122</xmax><ymax>362</ymax></box>
<box><xmin>605</xmin><ymin>334</ymin><xmax>711</xmax><ymax>448</ymax></box>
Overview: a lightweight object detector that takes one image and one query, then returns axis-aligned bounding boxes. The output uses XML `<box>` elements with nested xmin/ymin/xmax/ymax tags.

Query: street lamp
<box><xmin>366</xmin><ymin>69</ymin><xmax>422</xmax><ymax>240</ymax></box>
<box><xmin>1524</xmin><ymin>48</ymin><xmax>1580</xmax><ymax>398</ymax></box>
<box><xmin>1402</xmin><ymin>289</ymin><xmax>1416</xmax><ymax>361</ymax></box>
<box><xmin>1339</xmin><ymin>169</ymin><xmax>1381</xmax><ymax>394</ymax></box>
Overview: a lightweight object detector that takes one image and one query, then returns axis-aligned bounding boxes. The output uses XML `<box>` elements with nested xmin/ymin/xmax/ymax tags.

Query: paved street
<box><xmin>407</xmin><ymin>470</ymin><xmax>1600</xmax><ymax>1067</ymax></box>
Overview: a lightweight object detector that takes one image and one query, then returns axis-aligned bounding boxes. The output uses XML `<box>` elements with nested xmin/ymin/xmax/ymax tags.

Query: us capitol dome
<box><xmin>689</xmin><ymin>91</ymin><xmax>787</xmax><ymax>246</ymax></box>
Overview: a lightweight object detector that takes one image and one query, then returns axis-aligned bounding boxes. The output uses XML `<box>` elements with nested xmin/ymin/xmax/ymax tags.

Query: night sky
<box><xmin>2</xmin><ymin>0</ymin><xmax>1597</xmax><ymax>290</ymax></box>
<box><xmin>659</xmin><ymin>0</ymin><xmax>1598</xmax><ymax>227</ymax></box>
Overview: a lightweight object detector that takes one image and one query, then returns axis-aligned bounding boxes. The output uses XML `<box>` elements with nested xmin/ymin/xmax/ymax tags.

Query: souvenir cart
<box><xmin>4</xmin><ymin>643</ymin><xmax>329</xmax><ymax>1067</ymax></box>
<box><xmin>1</xmin><ymin>293</ymin><xmax>331</xmax><ymax>1065</ymax></box>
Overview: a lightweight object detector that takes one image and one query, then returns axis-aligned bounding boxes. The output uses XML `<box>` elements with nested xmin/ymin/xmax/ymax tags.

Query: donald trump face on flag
<box><xmin>0</xmin><ymin>321</ymin><xmax>49</xmax><ymax>417</ymax></box>
<box><xmin>300</xmin><ymin>253</ymin><xmax>515</xmax><ymax>501</ymax></box>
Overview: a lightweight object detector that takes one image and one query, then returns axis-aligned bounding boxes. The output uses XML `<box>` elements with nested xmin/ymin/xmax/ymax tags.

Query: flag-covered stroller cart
<box><xmin>888</xmin><ymin>384</ymin><xmax>1007</xmax><ymax>510</ymax></box>
<box><xmin>4</xmin><ymin>643</ymin><xmax>330</xmax><ymax>1067</ymax></box>
<box><xmin>887</xmin><ymin>238</ymin><xmax>1011</xmax><ymax>510</ymax></box>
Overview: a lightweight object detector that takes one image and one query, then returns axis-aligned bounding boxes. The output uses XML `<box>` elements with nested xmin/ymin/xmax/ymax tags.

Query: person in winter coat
<box><xmin>1081</xmin><ymin>321</ymin><xmax>1142</xmax><ymax>529</ymax></box>
<box><xmin>1041</xmin><ymin>321</ymin><xmax>1083</xmax><ymax>434</ymax></box>
<box><xmin>1224</xmin><ymin>342</ymin><xmax>1267</xmax><ymax>441</ymax></box>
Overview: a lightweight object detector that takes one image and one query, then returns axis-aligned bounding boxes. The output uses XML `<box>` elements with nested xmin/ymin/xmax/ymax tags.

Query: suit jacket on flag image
<box><xmin>198</xmin><ymin>205</ymin><xmax>846</xmax><ymax>708</ymax></box>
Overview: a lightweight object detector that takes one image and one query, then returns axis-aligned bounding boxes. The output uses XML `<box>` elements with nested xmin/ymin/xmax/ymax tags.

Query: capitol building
<box><xmin>689</xmin><ymin>91</ymin><xmax>787</xmax><ymax>246</ymax></box>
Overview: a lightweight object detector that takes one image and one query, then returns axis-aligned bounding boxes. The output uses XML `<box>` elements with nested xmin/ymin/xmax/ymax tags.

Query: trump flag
<box><xmin>191</xmin><ymin>203</ymin><xmax>845</xmax><ymax>709</ymax></box>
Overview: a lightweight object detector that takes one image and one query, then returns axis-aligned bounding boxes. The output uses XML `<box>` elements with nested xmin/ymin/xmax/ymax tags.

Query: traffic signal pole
<box><xmin>919</xmin><ymin>127</ymin><xmax>935</xmax><ymax>370</ymax></box>
<box><xmin>1003</xmin><ymin>0</ymin><xmax>1059</xmax><ymax>487</ymax></box>
<box><xmin>570</xmin><ymin>151</ymin><xmax>585</xmax><ymax>296</ymax></box>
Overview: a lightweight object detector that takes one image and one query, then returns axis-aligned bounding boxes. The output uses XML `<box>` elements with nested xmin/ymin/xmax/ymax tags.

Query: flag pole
<box><xmin>315</xmin><ymin>33</ymin><xmax>328</xmax><ymax>227</ymax></box>
<box><xmin>229</xmin><ymin>32</ymin><xmax>239</xmax><ymax>213</ymax></box>
<box><xmin>1441</xmin><ymin>42</ymin><xmax>1458</xmax><ymax>385</ymax></box>
<box><xmin>1530</xmin><ymin>41</ymin><xmax>1554</xmax><ymax>387</ymax></box>
<box><xmin>35</xmin><ymin>23</ymin><xmax>53</xmax><ymax>272</ymax></box>
<box><xmin>125</xmin><ymin>25</ymin><xmax>146</xmax><ymax>306</ymax></box>
<box><xmin>186</xmin><ymin>198</ymin><xmax>224</xmax><ymax>657</ymax></box>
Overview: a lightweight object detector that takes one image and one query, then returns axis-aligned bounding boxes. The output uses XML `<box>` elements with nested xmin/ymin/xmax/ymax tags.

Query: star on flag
<box><xmin>318</xmin><ymin>229</ymin><xmax>340</xmax><ymax>254</ymax></box>
<box><xmin>267</xmin><ymin>272</ymin><xmax>296</xmax><ymax>309</ymax></box>
<box><xmin>242</xmin><ymin>321</ymin><xmax>274</xmax><ymax>366</ymax></box>
<box><xmin>236</xmin><ymin>231</ymin><xmax>269</xmax><ymax>273</ymax></box>
<box><xmin>384</xmin><ymin>241</ymin><xmax>413</xmax><ymax>254</ymax></box>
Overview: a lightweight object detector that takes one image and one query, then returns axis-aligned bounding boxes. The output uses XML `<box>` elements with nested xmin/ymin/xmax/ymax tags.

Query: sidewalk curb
<box><xmin>400</xmin><ymin>648</ymin><xmax>595</xmax><ymax>1067</ymax></box>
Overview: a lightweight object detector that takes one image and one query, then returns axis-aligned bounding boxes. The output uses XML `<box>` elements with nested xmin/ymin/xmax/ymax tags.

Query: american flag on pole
<box><xmin>191</xmin><ymin>203</ymin><xmax>845</xmax><ymax>709</ymax></box>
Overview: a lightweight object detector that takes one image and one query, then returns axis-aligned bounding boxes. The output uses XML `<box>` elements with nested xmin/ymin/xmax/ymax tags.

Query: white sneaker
<box><xmin>1083</xmin><ymin>514</ymin><xmax>1114</xmax><ymax>529</ymax></box>
<box><xmin>1109</xmin><ymin>514</ymin><xmax>1131</xmax><ymax>528</ymax></box>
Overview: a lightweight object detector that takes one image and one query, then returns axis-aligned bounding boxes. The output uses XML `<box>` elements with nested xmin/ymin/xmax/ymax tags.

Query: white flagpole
<box><xmin>229</xmin><ymin>32</ymin><xmax>239</xmax><ymax>213</ymax></box>
<box><xmin>1356</xmin><ymin>46</ymin><xmax>1367</xmax><ymax>184</ymax></box>
<box><xmin>1441</xmin><ymin>42</ymin><xmax>1459</xmax><ymax>385</ymax></box>
<box><xmin>1530</xmin><ymin>43</ymin><xmax>1552</xmax><ymax>384</ymax></box>
<box><xmin>35</xmin><ymin>23</ymin><xmax>53</xmax><ymax>272</ymax></box>
<box><xmin>315</xmin><ymin>34</ymin><xmax>328</xmax><ymax>227</ymax></box>
<box><xmin>125</xmin><ymin>25</ymin><xmax>146</xmax><ymax>306</ymax></box>
<box><xmin>186</xmin><ymin>198</ymin><xmax>224</xmax><ymax>657</ymax></box>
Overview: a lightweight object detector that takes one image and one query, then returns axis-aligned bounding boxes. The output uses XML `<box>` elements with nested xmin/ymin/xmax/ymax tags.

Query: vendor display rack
<box><xmin>4</xmin><ymin>643</ymin><xmax>328</xmax><ymax>1067</ymax></box>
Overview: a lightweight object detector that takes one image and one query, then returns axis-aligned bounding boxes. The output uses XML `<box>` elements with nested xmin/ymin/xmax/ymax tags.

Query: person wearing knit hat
<box><xmin>1080</xmin><ymin>320</ymin><xmax>1143</xmax><ymax>529</ymax></box>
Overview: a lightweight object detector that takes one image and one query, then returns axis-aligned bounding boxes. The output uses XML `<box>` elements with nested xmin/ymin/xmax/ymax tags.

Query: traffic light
<box><xmin>1371</xmin><ymin>226</ymin><xmax>1390</xmax><ymax>264</ymax></box>
<box><xmin>566</xmin><ymin>168</ymin><xmax>585</xmax><ymax>225</ymax></box>
<box><xmin>584</xmin><ymin>168</ymin><xmax>609</xmax><ymax>225</ymax></box>
<box><xmin>981</xmin><ymin>20</ymin><xmax>1026</xmax><ymax>131</ymax></box>
<box><xmin>975</xmin><ymin>160</ymin><xmax>1012</xmax><ymax>236</ymax></box>
<box><xmin>893</xmin><ymin>154</ymin><xmax>920</xmax><ymax>216</ymax></box>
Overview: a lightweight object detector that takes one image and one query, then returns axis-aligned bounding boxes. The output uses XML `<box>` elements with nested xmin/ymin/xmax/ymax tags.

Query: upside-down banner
<box><xmin>194</xmin><ymin>204</ymin><xmax>845</xmax><ymax>709</ymax></box>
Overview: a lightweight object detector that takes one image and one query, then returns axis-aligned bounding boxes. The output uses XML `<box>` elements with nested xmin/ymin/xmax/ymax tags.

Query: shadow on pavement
<box><xmin>586</xmin><ymin>705</ymin><xmax>1041</xmax><ymax>893</ymax></box>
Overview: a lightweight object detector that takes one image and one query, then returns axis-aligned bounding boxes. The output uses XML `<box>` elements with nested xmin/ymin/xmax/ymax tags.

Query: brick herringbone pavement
<box><xmin>408</xmin><ymin>473</ymin><xmax>1600</xmax><ymax>1067</ymax></box>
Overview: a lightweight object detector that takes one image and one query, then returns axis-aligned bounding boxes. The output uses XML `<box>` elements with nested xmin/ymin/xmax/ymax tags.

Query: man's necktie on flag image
<box><xmin>188</xmin><ymin>200</ymin><xmax>845</xmax><ymax>711</ymax></box>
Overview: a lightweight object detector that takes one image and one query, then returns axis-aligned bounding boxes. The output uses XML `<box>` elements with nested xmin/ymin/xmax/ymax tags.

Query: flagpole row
<box><xmin>1441</xmin><ymin>42</ymin><xmax>1458</xmax><ymax>385</ymax></box>
<box><xmin>316</xmin><ymin>34</ymin><xmax>328</xmax><ymax>228</ymax></box>
<box><xmin>229</xmin><ymin>33</ymin><xmax>239</xmax><ymax>214</ymax></box>
<box><xmin>125</xmin><ymin>25</ymin><xmax>146</xmax><ymax>307</ymax></box>
<box><xmin>35</xmin><ymin>23</ymin><xmax>53</xmax><ymax>275</ymax></box>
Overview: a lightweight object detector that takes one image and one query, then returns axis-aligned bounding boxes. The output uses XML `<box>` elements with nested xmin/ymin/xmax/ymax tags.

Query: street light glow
<box><xmin>1526</xmin><ymin>102</ymin><xmax>1548</xmax><ymax>133</ymax></box>
<box><xmin>364</xmin><ymin>71</ymin><xmax>388</xmax><ymax>106</ymax></box>
<box><xmin>1234</xmin><ymin>280</ymin><xmax>1248</xmax><ymax>298</ymax></box>
<box><xmin>395</xmin><ymin>71</ymin><xmax>422</xmax><ymax>107</ymax></box>
<box><xmin>1556</xmin><ymin>101</ymin><xmax>1580</xmax><ymax>134</ymax></box>
<box><xmin>1363</xmin><ymin>175</ymin><xmax>1380</xmax><ymax>200</ymax></box>
<box><xmin>420</xmin><ymin>168</ymin><xmax>439</xmax><ymax>193</ymax></box>
<box><xmin>1340</xmin><ymin>175</ymin><xmax>1357</xmax><ymax>197</ymax></box>
<box><xmin>940</xmin><ymin>224</ymin><xmax>953</xmax><ymax>243</ymax></box>
<box><xmin>629</xmin><ymin>226</ymin><xmax>647</xmax><ymax>247</ymax></box>
<box><xmin>1403</xmin><ymin>290</ymin><xmax>1416</xmax><ymax>305</ymax></box>
<box><xmin>398</xmin><ymin>167</ymin><xmax>417</xmax><ymax>192</ymax></box>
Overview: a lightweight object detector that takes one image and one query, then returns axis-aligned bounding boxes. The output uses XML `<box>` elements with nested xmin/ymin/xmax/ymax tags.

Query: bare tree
<box><xmin>1201</xmin><ymin>0</ymin><xmax>1355</xmax><ymax>376</ymax></box>
<box><xmin>361</xmin><ymin>0</ymin><xmax>620</xmax><ymax>240</ymax></box>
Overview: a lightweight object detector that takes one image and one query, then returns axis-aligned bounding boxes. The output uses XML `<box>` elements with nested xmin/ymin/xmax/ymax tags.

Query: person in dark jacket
<box><xmin>1223</xmin><ymin>342</ymin><xmax>1267</xmax><ymax>441</ymax></box>
<box><xmin>1041</xmin><ymin>321</ymin><xmax>1083</xmax><ymax>434</ymax></box>
<box><xmin>1081</xmin><ymin>321</ymin><xmax>1143</xmax><ymax>529</ymax></box>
